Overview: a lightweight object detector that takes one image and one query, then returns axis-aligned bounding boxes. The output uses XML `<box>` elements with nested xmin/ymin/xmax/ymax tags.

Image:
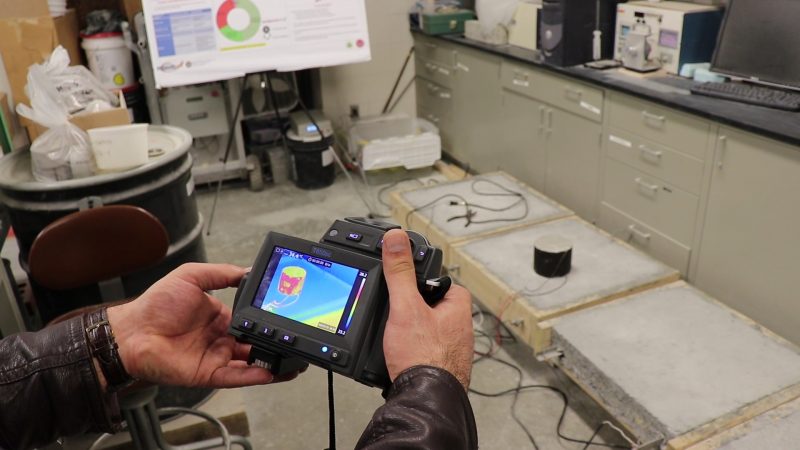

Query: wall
<box><xmin>320</xmin><ymin>0</ymin><xmax>418</xmax><ymax>129</ymax></box>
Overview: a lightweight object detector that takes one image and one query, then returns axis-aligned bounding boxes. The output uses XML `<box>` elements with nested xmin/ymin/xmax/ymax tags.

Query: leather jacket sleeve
<box><xmin>0</xmin><ymin>315</ymin><xmax>122</xmax><ymax>450</ymax></box>
<box><xmin>356</xmin><ymin>366</ymin><xmax>478</xmax><ymax>449</ymax></box>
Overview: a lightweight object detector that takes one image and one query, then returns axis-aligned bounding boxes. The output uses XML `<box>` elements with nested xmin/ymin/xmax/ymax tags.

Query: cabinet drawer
<box><xmin>605</xmin><ymin>128</ymin><xmax>705</xmax><ymax>195</ymax></box>
<box><xmin>414</xmin><ymin>35</ymin><xmax>456</xmax><ymax>68</ymax></box>
<box><xmin>416</xmin><ymin>55</ymin><xmax>455</xmax><ymax>89</ymax></box>
<box><xmin>415</xmin><ymin>79</ymin><xmax>454</xmax><ymax>117</ymax></box>
<box><xmin>603</xmin><ymin>158</ymin><xmax>699</xmax><ymax>245</ymax></box>
<box><xmin>501</xmin><ymin>61</ymin><xmax>603</xmax><ymax>122</ymax></box>
<box><xmin>598</xmin><ymin>202</ymin><xmax>691</xmax><ymax>275</ymax></box>
<box><xmin>608</xmin><ymin>93</ymin><xmax>709</xmax><ymax>159</ymax></box>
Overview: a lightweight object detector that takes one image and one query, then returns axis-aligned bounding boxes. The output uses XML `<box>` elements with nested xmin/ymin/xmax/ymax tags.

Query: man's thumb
<box><xmin>382</xmin><ymin>230</ymin><xmax>422</xmax><ymax>310</ymax></box>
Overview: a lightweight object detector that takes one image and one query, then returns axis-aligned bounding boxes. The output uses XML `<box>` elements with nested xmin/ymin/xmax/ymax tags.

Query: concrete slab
<box><xmin>451</xmin><ymin>217</ymin><xmax>679</xmax><ymax>351</ymax></box>
<box><xmin>552</xmin><ymin>282</ymin><xmax>800</xmax><ymax>447</ymax></box>
<box><xmin>391</xmin><ymin>172</ymin><xmax>572</xmax><ymax>265</ymax></box>
<box><xmin>687</xmin><ymin>397</ymin><xmax>800</xmax><ymax>450</ymax></box>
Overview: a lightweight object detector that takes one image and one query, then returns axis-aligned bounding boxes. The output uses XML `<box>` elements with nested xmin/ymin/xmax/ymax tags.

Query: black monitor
<box><xmin>711</xmin><ymin>0</ymin><xmax>800</xmax><ymax>91</ymax></box>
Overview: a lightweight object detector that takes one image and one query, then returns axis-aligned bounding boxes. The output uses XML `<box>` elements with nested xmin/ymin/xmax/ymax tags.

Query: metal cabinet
<box><xmin>450</xmin><ymin>46</ymin><xmax>503</xmax><ymax>172</ymax></box>
<box><xmin>598</xmin><ymin>92</ymin><xmax>713</xmax><ymax>275</ymax></box>
<box><xmin>498</xmin><ymin>90</ymin><xmax>548</xmax><ymax>191</ymax></box>
<box><xmin>694</xmin><ymin>128</ymin><xmax>800</xmax><ymax>346</ymax></box>
<box><xmin>498</xmin><ymin>60</ymin><xmax>603</xmax><ymax>220</ymax></box>
<box><xmin>545</xmin><ymin>107</ymin><xmax>602</xmax><ymax>221</ymax></box>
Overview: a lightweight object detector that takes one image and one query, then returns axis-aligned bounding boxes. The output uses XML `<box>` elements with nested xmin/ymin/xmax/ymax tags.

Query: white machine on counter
<box><xmin>508</xmin><ymin>1</ymin><xmax>542</xmax><ymax>51</ymax></box>
<box><xmin>614</xmin><ymin>1</ymin><xmax>723</xmax><ymax>75</ymax></box>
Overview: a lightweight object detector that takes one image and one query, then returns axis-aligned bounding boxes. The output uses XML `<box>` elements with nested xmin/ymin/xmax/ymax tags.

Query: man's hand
<box><xmin>106</xmin><ymin>263</ymin><xmax>297</xmax><ymax>389</ymax></box>
<box><xmin>381</xmin><ymin>230</ymin><xmax>474</xmax><ymax>390</ymax></box>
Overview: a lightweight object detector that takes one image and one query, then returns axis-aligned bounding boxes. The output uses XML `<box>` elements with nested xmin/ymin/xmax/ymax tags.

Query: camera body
<box><xmin>228</xmin><ymin>217</ymin><xmax>449</xmax><ymax>389</ymax></box>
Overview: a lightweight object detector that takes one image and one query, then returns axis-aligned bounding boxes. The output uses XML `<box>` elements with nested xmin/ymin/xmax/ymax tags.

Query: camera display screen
<box><xmin>252</xmin><ymin>246</ymin><xmax>368</xmax><ymax>336</ymax></box>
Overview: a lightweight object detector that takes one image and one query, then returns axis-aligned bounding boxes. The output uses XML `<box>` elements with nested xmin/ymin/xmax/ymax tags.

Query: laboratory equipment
<box><xmin>614</xmin><ymin>1</ymin><xmax>723</xmax><ymax>75</ymax></box>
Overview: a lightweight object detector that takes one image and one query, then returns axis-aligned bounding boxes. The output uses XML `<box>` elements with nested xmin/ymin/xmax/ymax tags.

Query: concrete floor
<box><xmin>194</xmin><ymin>172</ymin><xmax>626</xmax><ymax>450</ymax></box>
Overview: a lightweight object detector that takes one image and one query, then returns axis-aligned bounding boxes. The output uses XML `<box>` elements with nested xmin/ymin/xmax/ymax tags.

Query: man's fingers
<box><xmin>233</xmin><ymin>342</ymin><xmax>252</xmax><ymax>362</ymax></box>
<box><xmin>382</xmin><ymin>230</ymin><xmax>423</xmax><ymax>311</ymax></box>
<box><xmin>208</xmin><ymin>365</ymin><xmax>274</xmax><ymax>388</ymax></box>
<box><xmin>176</xmin><ymin>263</ymin><xmax>248</xmax><ymax>291</ymax></box>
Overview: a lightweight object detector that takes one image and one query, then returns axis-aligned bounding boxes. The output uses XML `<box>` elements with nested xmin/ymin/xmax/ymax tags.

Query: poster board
<box><xmin>142</xmin><ymin>0</ymin><xmax>371</xmax><ymax>88</ymax></box>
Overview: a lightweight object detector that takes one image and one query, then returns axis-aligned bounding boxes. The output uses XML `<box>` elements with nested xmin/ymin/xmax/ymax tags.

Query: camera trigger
<box><xmin>420</xmin><ymin>276</ymin><xmax>452</xmax><ymax>304</ymax></box>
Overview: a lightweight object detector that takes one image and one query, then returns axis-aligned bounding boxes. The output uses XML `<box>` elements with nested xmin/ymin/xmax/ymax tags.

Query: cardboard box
<box><xmin>23</xmin><ymin>91</ymin><xmax>130</xmax><ymax>141</ymax></box>
<box><xmin>121</xmin><ymin>0</ymin><xmax>143</xmax><ymax>23</ymax></box>
<box><xmin>0</xmin><ymin>0</ymin><xmax>81</xmax><ymax>107</ymax></box>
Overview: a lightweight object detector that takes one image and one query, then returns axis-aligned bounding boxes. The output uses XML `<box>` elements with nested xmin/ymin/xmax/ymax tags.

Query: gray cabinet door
<box><xmin>695</xmin><ymin>128</ymin><xmax>800</xmax><ymax>346</ymax></box>
<box><xmin>545</xmin><ymin>107</ymin><xmax>602</xmax><ymax>221</ymax></box>
<box><xmin>498</xmin><ymin>90</ymin><xmax>547</xmax><ymax>191</ymax></box>
<box><xmin>451</xmin><ymin>46</ymin><xmax>503</xmax><ymax>171</ymax></box>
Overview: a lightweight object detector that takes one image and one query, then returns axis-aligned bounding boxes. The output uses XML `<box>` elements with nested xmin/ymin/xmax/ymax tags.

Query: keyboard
<box><xmin>691</xmin><ymin>82</ymin><xmax>800</xmax><ymax>111</ymax></box>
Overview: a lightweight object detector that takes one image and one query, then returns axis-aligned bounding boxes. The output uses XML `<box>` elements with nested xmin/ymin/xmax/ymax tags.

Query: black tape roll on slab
<box><xmin>533</xmin><ymin>235</ymin><xmax>572</xmax><ymax>278</ymax></box>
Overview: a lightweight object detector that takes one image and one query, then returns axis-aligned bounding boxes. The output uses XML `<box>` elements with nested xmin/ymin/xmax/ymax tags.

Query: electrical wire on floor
<box><xmin>405</xmin><ymin>177</ymin><xmax>529</xmax><ymax>229</ymax></box>
<box><xmin>469</xmin><ymin>307</ymin><xmax>635</xmax><ymax>450</ymax></box>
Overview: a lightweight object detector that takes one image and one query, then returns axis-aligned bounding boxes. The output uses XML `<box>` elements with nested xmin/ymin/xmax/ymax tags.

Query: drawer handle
<box><xmin>456</xmin><ymin>62</ymin><xmax>470</xmax><ymax>72</ymax></box>
<box><xmin>438</xmin><ymin>67</ymin><xmax>451</xmax><ymax>76</ymax></box>
<box><xmin>641</xmin><ymin>111</ymin><xmax>666</xmax><ymax>127</ymax></box>
<box><xmin>426</xmin><ymin>84</ymin><xmax>439</xmax><ymax>94</ymax></box>
<box><xmin>513</xmin><ymin>78</ymin><xmax>530</xmax><ymax>88</ymax></box>
<box><xmin>716</xmin><ymin>135</ymin><xmax>727</xmax><ymax>169</ymax></box>
<box><xmin>426</xmin><ymin>114</ymin><xmax>440</xmax><ymax>124</ymax></box>
<box><xmin>538</xmin><ymin>106</ymin><xmax>546</xmax><ymax>134</ymax></box>
<box><xmin>628</xmin><ymin>224</ymin><xmax>652</xmax><ymax>242</ymax></box>
<box><xmin>634</xmin><ymin>177</ymin><xmax>660</xmax><ymax>195</ymax></box>
<box><xmin>425</xmin><ymin>63</ymin><xmax>437</xmax><ymax>72</ymax></box>
<box><xmin>439</xmin><ymin>91</ymin><xmax>451</xmax><ymax>99</ymax></box>
<box><xmin>565</xmin><ymin>87</ymin><xmax>583</xmax><ymax>101</ymax></box>
<box><xmin>639</xmin><ymin>145</ymin><xmax>663</xmax><ymax>163</ymax></box>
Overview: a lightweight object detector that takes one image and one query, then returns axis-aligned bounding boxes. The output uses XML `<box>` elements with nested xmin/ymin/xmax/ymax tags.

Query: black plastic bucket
<box><xmin>287</xmin><ymin>132</ymin><xmax>336</xmax><ymax>190</ymax></box>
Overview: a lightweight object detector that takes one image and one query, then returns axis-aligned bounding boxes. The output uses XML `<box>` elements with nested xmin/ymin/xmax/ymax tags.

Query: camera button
<box><xmin>414</xmin><ymin>246</ymin><xmax>429</xmax><ymax>262</ymax></box>
<box><xmin>328</xmin><ymin>229</ymin><xmax>339</xmax><ymax>237</ymax></box>
<box><xmin>279</xmin><ymin>333</ymin><xmax>296</xmax><ymax>345</ymax></box>
<box><xmin>240</xmin><ymin>319</ymin><xmax>256</xmax><ymax>331</ymax></box>
<box><xmin>346</xmin><ymin>232</ymin><xmax>363</xmax><ymax>242</ymax></box>
<box><xmin>258</xmin><ymin>326</ymin><xmax>275</xmax><ymax>338</ymax></box>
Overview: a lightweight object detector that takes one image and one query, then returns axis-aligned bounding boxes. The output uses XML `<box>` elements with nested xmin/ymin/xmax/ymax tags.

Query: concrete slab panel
<box><xmin>457</xmin><ymin>218</ymin><xmax>677</xmax><ymax>313</ymax></box>
<box><xmin>397</xmin><ymin>171</ymin><xmax>571</xmax><ymax>239</ymax></box>
<box><xmin>552</xmin><ymin>282</ymin><xmax>800</xmax><ymax>445</ymax></box>
<box><xmin>687</xmin><ymin>397</ymin><xmax>800</xmax><ymax>450</ymax></box>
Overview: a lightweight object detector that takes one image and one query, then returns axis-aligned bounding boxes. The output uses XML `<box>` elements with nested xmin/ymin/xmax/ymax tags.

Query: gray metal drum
<box><xmin>0</xmin><ymin>125</ymin><xmax>207</xmax><ymax>323</ymax></box>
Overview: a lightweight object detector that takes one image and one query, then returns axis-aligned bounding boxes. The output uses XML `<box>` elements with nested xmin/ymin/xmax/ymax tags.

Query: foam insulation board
<box><xmin>451</xmin><ymin>217</ymin><xmax>679</xmax><ymax>351</ymax></box>
<box><xmin>550</xmin><ymin>282</ymin><xmax>800</xmax><ymax>448</ymax></box>
<box><xmin>389</xmin><ymin>171</ymin><xmax>572</xmax><ymax>266</ymax></box>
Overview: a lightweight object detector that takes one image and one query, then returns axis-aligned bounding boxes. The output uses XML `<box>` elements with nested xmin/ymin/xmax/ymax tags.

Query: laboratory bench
<box><xmin>412</xmin><ymin>29</ymin><xmax>800</xmax><ymax>347</ymax></box>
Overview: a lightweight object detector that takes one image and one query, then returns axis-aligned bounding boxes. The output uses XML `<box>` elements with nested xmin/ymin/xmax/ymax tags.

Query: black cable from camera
<box><xmin>469</xmin><ymin>309</ymin><xmax>633</xmax><ymax>450</ymax></box>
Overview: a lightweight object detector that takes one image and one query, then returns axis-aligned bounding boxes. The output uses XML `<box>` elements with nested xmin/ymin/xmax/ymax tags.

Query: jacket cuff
<box><xmin>356</xmin><ymin>365</ymin><xmax>478</xmax><ymax>449</ymax></box>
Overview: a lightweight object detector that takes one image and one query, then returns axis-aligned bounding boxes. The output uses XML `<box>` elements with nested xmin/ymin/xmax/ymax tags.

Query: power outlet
<box><xmin>349</xmin><ymin>104</ymin><xmax>360</xmax><ymax>119</ymax></box>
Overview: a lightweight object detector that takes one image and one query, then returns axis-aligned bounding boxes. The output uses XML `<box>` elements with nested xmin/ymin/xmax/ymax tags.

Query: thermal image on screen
<box><xmin>254</xmin><ymin>247</ymin><xmax>366</xmax><ymax>335</ymax></box>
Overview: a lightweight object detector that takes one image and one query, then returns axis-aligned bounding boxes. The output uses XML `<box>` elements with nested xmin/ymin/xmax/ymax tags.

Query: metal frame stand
<box><xmin>91</xmin><ymin>386</ymin><xmax>252</xmax><ymax>450</ymax></box>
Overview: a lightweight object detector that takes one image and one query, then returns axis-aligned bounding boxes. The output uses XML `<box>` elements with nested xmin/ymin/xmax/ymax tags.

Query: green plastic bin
<box><xmin>421</xmin><ymin>10</ymin><xmax>476</xmax><ymax>35</ymax></box>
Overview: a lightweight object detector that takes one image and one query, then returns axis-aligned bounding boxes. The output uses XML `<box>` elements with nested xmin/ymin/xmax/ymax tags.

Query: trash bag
<box><xmin>33</xmin><ymin>46</ymin><xmax>118</xmax><ymax>115</ymax></box>
<box><xmin>83</xmin><ymin>9</ymin><xmax>126</xmax><ymax>35</ymax></box>
<box><xmin>16</xmin><ymin>48</ymin><xmax>96</xmax><ymax>182</ymax></box>
<box><xmin>476</xmin><ymin>0</ymin><xmax>520</xmax><ymax>34</ymax></box>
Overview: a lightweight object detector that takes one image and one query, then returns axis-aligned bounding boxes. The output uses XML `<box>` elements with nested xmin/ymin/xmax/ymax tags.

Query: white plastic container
<box><xmin>348</xmin><ymin>114</ymin><xmax>441</xmax><ymax>171</ymax></box>
<box><xmin>88</xmin><ymin>124</ymin><xmax>149</xmax><ymax>172</ymax></box>
<box><xmin>81</xmin><ymin>33</ymin><xmax>136</xmax><ymax>90</ymax></box>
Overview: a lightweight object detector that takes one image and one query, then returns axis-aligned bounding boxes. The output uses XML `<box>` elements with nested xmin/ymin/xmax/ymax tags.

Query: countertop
<box><xmin>414</xmin><ymin>29</ymin><xmax>800</xmax><ymax>147</ymax></box>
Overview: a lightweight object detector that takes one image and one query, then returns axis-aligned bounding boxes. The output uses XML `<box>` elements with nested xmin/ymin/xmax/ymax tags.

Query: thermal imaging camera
<box><xmin>228</xmin><ymin>217</ymin><xmax>451</xmax><ymax>389</ymax></box>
